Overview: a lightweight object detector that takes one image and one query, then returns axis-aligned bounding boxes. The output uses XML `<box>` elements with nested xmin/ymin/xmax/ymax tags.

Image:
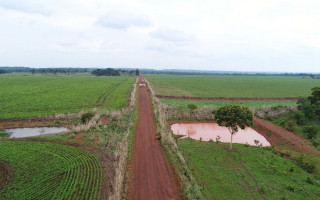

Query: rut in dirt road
<box><xmin>129</xmin><ymin>77</ymin><xmax>180</xmax><ymax>200</ymax></box>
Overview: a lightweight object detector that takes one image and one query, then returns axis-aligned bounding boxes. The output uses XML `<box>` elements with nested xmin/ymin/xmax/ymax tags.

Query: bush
<box><xmin>297</xmin><ymin>97</ymin><xmax>316</xmax><ymax>119</ymax></box>
<box><xmin>284</xmin><ymin>120</ymin><xmax>297</xmax><ymax>132</ymax></box>
<box><xmin>293</xmin><ymin>112</ymin><xmax>307</xmax><ymax>125</ymax></box>
<box><xmin>187</xmin><ymin>104</ymin><xmax>198</xmax><ymax>110</ymax></box>
<box><xmin>81</xmin><ymin>112</ymin><xmax>95</xmax><ymax>124</ymax></box>
<box><xmin>296</xmin><ymin>155</ymin><xmax>316</xmax><ymax>173</ymax></box>
<box><xmin>303</xmin><ymin>125</ymin><xmax>319</xmax><ymax>139</ymax></box>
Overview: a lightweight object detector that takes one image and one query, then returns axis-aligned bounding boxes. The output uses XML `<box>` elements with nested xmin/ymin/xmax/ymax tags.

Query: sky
<box><xmin>0</xmin><ymin>0</ymin><xmax>319</xmax><ymax>72</ymax></box>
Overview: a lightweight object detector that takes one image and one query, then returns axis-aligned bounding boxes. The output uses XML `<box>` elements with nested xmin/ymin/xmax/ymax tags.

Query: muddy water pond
<box><xmin>2</xmin><ymin>127</ymin><xmax>68</xmax><ymax>138</ymax></box>
<box><xmin>171</xmin><ymin>123</ymin><xmax>270</xmax><ymax>147</ymax></box>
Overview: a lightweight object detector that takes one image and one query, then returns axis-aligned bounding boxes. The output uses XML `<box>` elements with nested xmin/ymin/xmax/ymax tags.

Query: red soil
<box><xmin>0</xmin><ymin>119</ymin><xmax>71</xmax><ymax>129</ymax></box>
<box><xmin>129</xmin><ymin>76</ymin><xmax>180</xmax><ymax>200</ymax></box>
<box><xmin>156</xmin><ymin>95</ymin><xmax>298</xmax><ymax>101</ymax></box>
<box><xmin>100</xmin><ymin>116</ymin><xmax>110</xmax><ymax>125</ymax></box>
<box><xmin>74</xmin><ymin>133</ymin><xmax>86</xmax><ymax>144</ymax></box>
<box><xmin>253</xmin><ymin>117</ymin><xmax>319</xmax><ymax>156</ymax></box>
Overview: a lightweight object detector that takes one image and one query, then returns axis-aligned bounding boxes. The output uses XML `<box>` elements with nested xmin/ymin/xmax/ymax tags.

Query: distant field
<box><xmin>179</xmin><ymin>139</ymin><xmax>320</xmax><ymax>200</ymax></box>
<box><xmin>146</xmin><ymin>75</ymin><xmax>320</xmax><ymax>97</ymax></box>
<box><xmin>160</xmin><ymin>99</ymin><xmax>296</xmax><ymax>108</ymax></box>
<box><xmin>0</xmin><ymin>75</ymin><xmax>135</xmax><ymax>120</ymax></box>
<box><xmin>0</xmin><ymin>141</ymin><xmax>102</xmax><ymax>200</ymax></box>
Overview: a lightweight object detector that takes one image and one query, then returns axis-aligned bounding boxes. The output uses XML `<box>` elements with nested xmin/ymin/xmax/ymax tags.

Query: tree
<box><xmin>308</xmin><ymin>87</ymin><xmax>320</xmax><ymax>115</ymax></box>
<box><xmin>297</xmin><ymin>97</ymin><xmax>316</xmax><ymax>119</ymax></box>
<box><xmin>214</xmin><ymin>105</ymin><xmax>253</xmax><ymax>150</ymax></box>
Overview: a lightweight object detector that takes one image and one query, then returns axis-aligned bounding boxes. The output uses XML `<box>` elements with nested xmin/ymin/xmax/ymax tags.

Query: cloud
<box><xmin>97</xmin><ymin>11</ymin><xmax>152</xmax><ymax>30</ymax></box>
<box><xmin>0</xmin><ymin>0</ymin><xmax>51</xmax><ymax>15</ymax></box>
<box><xmin>150</xmin><ymin>27</ymin><xmax>195</xmax><ymax>43</ymax></box>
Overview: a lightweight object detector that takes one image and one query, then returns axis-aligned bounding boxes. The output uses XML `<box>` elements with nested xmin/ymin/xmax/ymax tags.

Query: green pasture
<box><xmin>146</xmin><ymin>75</ymin><xmax>320</xmax><ymax>97</ymax></box>
<box><xmin>160</xmin><ymin>99</ymin><xmax>296</xmax><ymax>108</ymax></box>
<box><xmin>0</xmin><ymin>141</ymin><xmax>102</xmax><ymax>200</ymax></box>
<box><xmin>0</xmin><ymin>75</ymin><xmax>135</xmax><ymax>119</ymax></box>
<box><xmin>178</xmin><ymin>139</ymin><xmax>320</xmax><ymax>200</ymax></box>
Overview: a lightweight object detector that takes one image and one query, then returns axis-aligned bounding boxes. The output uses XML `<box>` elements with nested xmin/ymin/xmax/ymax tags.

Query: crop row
<box><xmin>0</xmin><ymin>141</ymin><xmax>102</xmax><ymax>200</ymax></box>
<box><xmin>0</xmin><ymin>75</ymin><xmax>135</xmax><ymax>120</ymax></box>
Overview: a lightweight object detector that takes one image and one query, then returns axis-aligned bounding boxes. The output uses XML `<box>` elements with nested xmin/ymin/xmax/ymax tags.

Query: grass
<box><xmin>0</xmin><ymin>132</ymin><xmax>10</xmax><ymax>138</ymax></box>
<box><xmin>178</xmin><ymin>138</ymin><xmax>320</xmax><ymax>200</ymax></box>
<box><xmin>0</xmin><ymin>75</ymin><xmax>135</xmax><ymax>120</ymax></box>
<box><xmin>0</xmin><ymin>141</ymin><xmax>102</xmax><ymax>200</ymax></box>
<box><xmin>146</xmin><ymin>75</ymin><xmax>320</xmax><ymax>97</ymax></box>
<box><xmin>160</xmin><ymin>99</ymin><xmax>297</xmax><ymax>108</ymax></box>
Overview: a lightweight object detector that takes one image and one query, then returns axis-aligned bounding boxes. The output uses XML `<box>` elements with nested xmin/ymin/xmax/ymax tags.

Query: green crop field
<box><xmin>178</xmin><ymin>139</ymin><xmax>320</xmax><ymax>200</ymax></box>
<box><xmin>160</xmin><ymin>99</ymin><xmax>296</xmax><ymax>108</ymax></box>
<box><xmin>0</xmin><ymin>75</ymin><xmax>135</xmax><ymax>120</ymax></box>
<box><xmin>0</xmin><ymin>141</ymin><xmax>102</xmax><ymax>200</ymax></box>
<box><xmin>146</xmin><ymin>75</ymin><xmax>320</xmax><ymax>97</ymax></box>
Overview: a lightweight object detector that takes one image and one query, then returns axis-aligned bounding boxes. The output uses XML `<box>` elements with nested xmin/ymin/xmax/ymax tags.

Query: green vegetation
<box><xmin>270</xmin><ymin>111</ymin><xmax>320</xmax><ymax>151</ymax></box>
<box><xmin>215</xmin><ymin>105</ymin><xmax>253</xmax><ymax>150</ymax></box>
<box><xmin>0</xmin><ymin>75</ymin><xmax>135</xmax><ymax>120</ymax></box>
<box><xmin>0</xmin><ymin>141</ymin><xmax>102</xmax><ymax>200</ymax></box>
<box><xmin>160</xmin><ymin>99</ymin><xmax>296</xmax><ymax>108</ymax></box>
<box><xmin>0</xmin><ymin>132</ymin><xmax>10</xmax><ymax>138</ymax></box>
<box><xmin>146</xmin><ymin>75</ymin><xmax>320</xmax><ymax>97</ymax></box>
<box><xmin>178</xmin><ymin>139</ymin><xmax>320</xmax><ymax>200</ymax></box>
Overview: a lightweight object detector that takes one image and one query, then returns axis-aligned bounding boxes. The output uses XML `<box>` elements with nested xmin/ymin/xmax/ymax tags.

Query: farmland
<box><xmin>146</xmin><ymin>75</ymin><xmax>320</xmax><ymax>97</ymax></box>
<box><xmin>178</xmin><ymin>139</ymin><xmax>320</xmax><ymax>200</ymax></box>
<box><xmin>0</xmin><ymin>141</ymin><xmax>102</xmax><ymax>200</ymax></box>
<box><xmin>0</xmin><ymin>75</ymin><xmax>135</xmax><ymax>120</ymax></box>
<box><xmin>160</xmin><ymin>98</ymin><xmax>296</xmax><ymax>108</ymax></box>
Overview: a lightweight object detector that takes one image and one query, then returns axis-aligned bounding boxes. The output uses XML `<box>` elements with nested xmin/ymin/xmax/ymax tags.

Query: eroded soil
<box><xmin>253</xmin><ymin>117</ymin><xmax>319</xmax><ymax>156</ymax></box>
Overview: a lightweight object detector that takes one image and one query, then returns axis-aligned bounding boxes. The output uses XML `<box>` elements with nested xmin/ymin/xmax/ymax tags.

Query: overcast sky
<box><xmin>0</xmin><ymin>0</ymin><xmax>319</xmax><ymax>72</ymax></box>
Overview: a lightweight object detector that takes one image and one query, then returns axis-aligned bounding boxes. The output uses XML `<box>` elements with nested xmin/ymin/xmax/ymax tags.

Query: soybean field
<box><xmin>0</xmin><ymin>141</ymin><xmax>102</xmax><ymax>200</ymax></box>
<box><xmin>146</xmin><ymin>75</ymin><xmax>320</xmax><ymax>98</ymax></box>
<box><xmin>0</xmin><ymin>75</ymin><xmax>135</xmax><ymax>120</ymax></box>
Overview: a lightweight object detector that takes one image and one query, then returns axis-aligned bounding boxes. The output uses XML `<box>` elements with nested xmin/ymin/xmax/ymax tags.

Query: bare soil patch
<box><xmin>0</xmin><ymin>116</ymin><xmax>74</xmax><ymax>129</ymax></box>
<box><xmin>253</xmin><ymin>117</ymin><xmax>319</xmax><ymax>156</ymax></box>
<box><xmin>156</xmin><ymin>95</ymin><xmax>298</xmax><ymax>102</ymax></box>
<box><xmin>100</xmin><ymin>116</ymin><xmax>110</xmax><ymax>125</ymax></box>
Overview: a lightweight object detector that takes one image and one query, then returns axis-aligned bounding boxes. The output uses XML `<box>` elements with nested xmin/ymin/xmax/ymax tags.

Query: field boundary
<box><xmin>156</xmin><ymin>95</ymin><xmax>299</xmax><ymax>101</ymax></box>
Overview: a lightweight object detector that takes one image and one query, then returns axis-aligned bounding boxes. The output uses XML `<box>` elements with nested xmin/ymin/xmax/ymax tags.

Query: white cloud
<box><xmin>97</xmin><ymin>11</ymin><xmax>152</xmax><ymax>30</ymax></box>
<box><xmin>0</xmin><ymin>0</ymin><xmax>319</xmax><ymax>72</ymax></box>
<box><xmin>0</xmin><ymin>0</ymin><xmax>51</xmax><ymax>15</ymax></box>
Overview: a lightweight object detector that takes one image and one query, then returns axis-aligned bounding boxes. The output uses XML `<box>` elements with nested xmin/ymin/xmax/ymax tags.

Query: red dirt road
<box><xmin>129</xmin><ymin>78</ymin><xmax>180</xmax><ymax>200</ymax></box>
<box><xmin>254</xmin><ymin>117</ymin><xmax>320</xmax><ymax>156</ymax></box>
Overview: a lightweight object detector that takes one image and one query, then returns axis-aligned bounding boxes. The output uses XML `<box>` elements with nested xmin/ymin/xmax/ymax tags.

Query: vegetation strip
<box><xmin>156</xmin><ymin>95</ymin><xmax>299</xmax><ymax>101</ymax></box>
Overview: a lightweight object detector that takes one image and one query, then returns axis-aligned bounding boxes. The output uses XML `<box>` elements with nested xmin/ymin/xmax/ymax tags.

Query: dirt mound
<box><xmin>253</xmin><ymin>117</ymin><xmax>319</xmax><ymax>156</ymax></box>
<box><xmin>156</xmin><ymin>95</ymin><xmax>298</xmax><ymax>102</ymax></box>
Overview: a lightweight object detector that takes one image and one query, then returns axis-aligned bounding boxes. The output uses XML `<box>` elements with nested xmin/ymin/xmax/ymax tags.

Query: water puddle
<box><xmin>171</xmin><ymin>123</ymin><xmax>270</xmax><ymax>147</ymax></box>
<box><xmin>2</xmin><ymin>127</ymin><xmax>68</xmax><ymax>138</ymax></box>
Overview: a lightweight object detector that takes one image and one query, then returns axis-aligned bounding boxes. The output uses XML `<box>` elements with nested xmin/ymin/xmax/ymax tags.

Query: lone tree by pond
<box><xmin>214</xmin><ymin>105</ymin><xmax>254</xmax><ymax>150</ymax></box>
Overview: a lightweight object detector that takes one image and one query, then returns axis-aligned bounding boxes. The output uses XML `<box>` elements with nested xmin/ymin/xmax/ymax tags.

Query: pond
<box><xmin>2</xmin><ymin>127</ymin><xmax>68</xmax><ymax>138</ymax></box>
<box><xmin>171</xmin><ymin>122</ymin><xmax>270</xmax><ymax>147</ymax></box>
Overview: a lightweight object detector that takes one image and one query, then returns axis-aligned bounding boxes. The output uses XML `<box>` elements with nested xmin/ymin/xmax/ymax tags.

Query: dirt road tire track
<box><xmin>129</xmin><ymin>77</ymin><xmax>180</xmax><ymax>200</ymax></box>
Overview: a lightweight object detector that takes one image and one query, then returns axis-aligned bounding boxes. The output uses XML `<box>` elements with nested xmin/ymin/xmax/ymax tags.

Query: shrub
<box><xmin>306</xmin><ymin>177</ymin><xmax>314</xmax><ymax>185</ymax></box>
<box><xmin>303</xmin><ymin>125</ymin><xmax>319</xmax><ymax>139</ymax></box>
<box><xmin>81</xmin><ymin>112</ymin><xmax>95</xmax><ymax>124</ymax></box>
<box><xmin>296</xmin><ymin>155</ymin><xmax>316</xmax><ymax>173</ymax></box>
<box><xmin>284</xmin><ymin>120</ymin><xmax>297</xmax><ymax>132</ymax></box>
<box><xmin>187</xmin><ymin>104</ymin><xmax>198</xmax><ymax>110</ymax></box>
<box><xmin>293</xmin><ymin>112</ymin><xmax>307</xmax><ymax>125</ymax></box>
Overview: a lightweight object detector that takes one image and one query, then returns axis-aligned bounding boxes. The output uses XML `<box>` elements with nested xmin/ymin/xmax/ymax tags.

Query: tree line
<box><xmin>91</xmin><ymin>68</ymin><xmax>139</xmax><ymax>76</ymax></box>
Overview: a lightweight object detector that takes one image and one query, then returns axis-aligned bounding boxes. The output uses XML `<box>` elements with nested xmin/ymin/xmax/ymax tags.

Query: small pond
<box><xmin>171</xmin><ymin>123</ymin><xmax>270</xmax><ymax>147</ymax></box>
<box><xmin>2</xmin><ymin>127</ymin><xmax>68</xmax><ymax>138</ymax></box>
